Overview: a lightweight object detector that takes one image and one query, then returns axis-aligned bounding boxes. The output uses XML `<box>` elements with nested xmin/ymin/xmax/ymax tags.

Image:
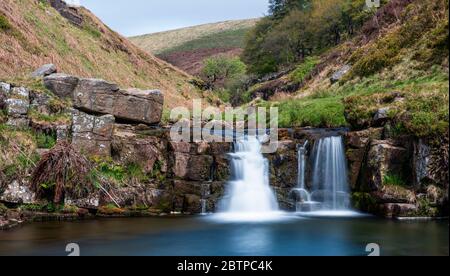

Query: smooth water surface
<box><xmin>0</xmin><ymin>216</ymin><xmax>447</xmax><ymax>256</ymax></box>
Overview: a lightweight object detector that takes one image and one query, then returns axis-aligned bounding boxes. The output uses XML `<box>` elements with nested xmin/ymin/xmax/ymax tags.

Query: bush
<box><xmin>0</xmin><ymin>14</ymin><xmax>12</xmax><ymax>31</ymax></box>
<box><xmin>201</xmin><ymin>55</ymin><xmax>246</xmax><ymax>89</ymax></box>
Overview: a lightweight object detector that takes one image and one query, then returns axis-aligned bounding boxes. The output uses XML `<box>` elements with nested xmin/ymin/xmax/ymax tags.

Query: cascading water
<box><xmin>297</xmin><ymin>141</ymin><xmax>308</xmax><ymax>190</ymax></box>
<box><xmin>310</xmin><ymin>136</ymin><xmax>350</xmax><ymax>210</ymax></box>
<box><xmin>216</xmin><ymin>136</ymin><xmax>281</xmax><ymax>221</ymax></box>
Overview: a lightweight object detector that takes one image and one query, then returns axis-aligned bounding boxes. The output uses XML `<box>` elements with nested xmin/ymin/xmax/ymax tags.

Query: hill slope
<box><xmin>245</xmin><ymin>0</ymin><xmax>448</xmax><ymax>139</ymax></box>
<box><xmin>130</xmin><ymin>19</ymin><xmax>258</xmax><ymax>75</ymax></box>
<box><xmin>0</xmin><ymin>0</ymin><xmax>202</xmax><ymax>109</ymax></box>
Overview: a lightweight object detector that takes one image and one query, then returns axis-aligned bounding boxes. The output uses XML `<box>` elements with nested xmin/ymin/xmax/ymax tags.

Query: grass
<box><xmin>160</xmin><ymin>28</ymin><xmax>253</xmax><ymax>56</ymax></box>
<box><xmin>130</xmin><ymin>19</ymin><xmax>258</xmax><ymax>54</ymax></box>
<box><xmin>383</xmin><ymin>173</ymin><xmax>406</xmax><ymax>187</ymax></box>
<box><xmin>289</xmin><ymin>56</ymin><xmax>320</xmax><ymax>84</ymax></box>
<box><xmin>0</xmin><ymin>0</ymin><xmax>203</xmax><ymax>109</ymax></box>
<box><xmin>35</xmin><ymin>132</ymin><xmax>56</xmax><ymax>149</ymax></box>
<box><xmin>275</xmin><ymin>96</ymin><xmax>347</xmax><ymax>128</ymax></box>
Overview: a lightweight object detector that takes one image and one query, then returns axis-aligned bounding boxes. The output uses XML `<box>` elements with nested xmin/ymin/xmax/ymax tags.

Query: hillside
<box><xmin>242</xmin><ymin>0</ymin><xmax>449</xmax><ymax>139</ymax></box>
<box><xmin>0</xmin><ymin>0</ymin><xmax>203</xmax><ymax>109</ymax></box>
<box><xmin>130</xmin><ymin>19</ymin><xmax>258</xmax><ymax>75</ymax></box>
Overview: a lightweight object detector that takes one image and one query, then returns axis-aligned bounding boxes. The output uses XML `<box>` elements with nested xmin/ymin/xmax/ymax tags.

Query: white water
<box><xmin>216</xmin><ymin>137</ymin><xmax>282</xmax><ymax>221</ymax></box>
<box><xmin>310</xmin><ymin>136</ymin><xmax>350</xmax><ymax>210</ymax></box>
<box><xmin>297</xmin><ymin>141</ymin><xmax>308</xmax><ymax>190</ymax></box>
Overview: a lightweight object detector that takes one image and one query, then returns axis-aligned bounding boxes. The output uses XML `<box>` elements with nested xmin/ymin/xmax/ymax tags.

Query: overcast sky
<box><xmin>79</xmin><ymin>0</ymin><xmax>269</xmax><ymax>37</ymax></box>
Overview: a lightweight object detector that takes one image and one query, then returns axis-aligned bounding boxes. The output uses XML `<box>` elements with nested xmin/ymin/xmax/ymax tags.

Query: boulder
<box><xmin>6</xmin><ymin>117</ymin><xmax>29</xmax><ymax>129</ymax></box>
<box><xmin>330</xmin><ymin>65</ymin><xmax>351</xmax><ymax>84</ymax></box>
<box><xmin>112</xmin><ymin>124</ymin><xmax>168</xmax><ymax>173</ymax></box>
<box><xmin>366</xmin><ymin>140</ymin><xmax>409</xmax><ymax>190</ymax></box>
<box><xmin>73</xmin><ymin>78</ymin><xmax>119</xmax><ymax>114</ymax></box>
<box><xmin>373</xmin><ymin>107</ymin><xmax>391</xmax><ymax>126</ymax></box>
<box><xmin>43</xmin><ymin>73</ymin><xmax>79</xmax><ymax>98</ymax></box>
<box><xmin>30</xmin><ymin>91</ymin><xmax>52</xmax><ymax>115</ymax></box>
<box><xmin>172</xmin><ymin>153</ymin><xmax>213</xmax><ymax>181</ymax></box>
<box><xmin>0</xmin><ymin>82</ymin><xmax>10</xmax><ymax>109</ymax></box>
<box><xmin>30</xmin><ymin>64</ymin><xmax>57</xmax><ymax>78</ymax></box>
<box><xmin>114</xmin><ymin>89</ymin><xmax>164</xmax><ymax>124</ymax></box>
<box><xmin>5</xmin><ymin>87</ymin><xmax>29</xmax><ymax>116</ymax></box>
<box><xmin>380</xmin><ymin>203</ymin><xmax>418</xmax><ymax>218</ymax></box>
<box><xmin>65</xmin><ymin>193</ymin><xmax>100</xmax><ymax>209</ymax></box>
<box><xmin>0</xmin><ymin>180</ymin><xmax>36</xmax><ymax>204</ymax></box>
<box><xmin>73</xmin><ymin>79</ymin><xmax>163</xmax><ymax>124</ymax></box>
<box><xmin>71</xmin><ymin>110</ymin><xmax>115</xmax><ymax>157</ymax></box>
<box><xmin>413</xmin><ymin>139</ymin><xmax>433</xmax><ymax>187</ymax></box>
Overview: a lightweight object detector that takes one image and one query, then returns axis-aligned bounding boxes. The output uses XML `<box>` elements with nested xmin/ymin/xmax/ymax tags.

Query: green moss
<box><xmin>352</xmin><ymin>192</ymin><xmax>377</xmax><ymax>213</ymax></box>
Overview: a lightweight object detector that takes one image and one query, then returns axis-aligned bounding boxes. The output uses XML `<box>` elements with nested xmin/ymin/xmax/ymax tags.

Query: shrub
<box><xmin>0</xmin><ymin>14</ymin><xmax>12</xmax><ymax>31</ymax></box>
<box><xmin>201</xmin><ymin>55</ymin><xmax>246</xmax><ymax>89</ymax></box>
<box><xmin>289</xmin><ymin>56</ymin><xmax>320</xmax><ymax>84</ymax></box>
<box><xmin>31</xmin><ymin>142</ymin><xmax>95</xmax><ymax>203</ymax></box>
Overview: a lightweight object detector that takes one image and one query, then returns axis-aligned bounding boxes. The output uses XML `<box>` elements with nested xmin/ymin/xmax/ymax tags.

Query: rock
<box><xmin>373</xmin><ymin>107</ymin><xmax>391</xmax><ymax>126</ymax></box>
<box><xmin>0</xmin><ymin>82</ymin><xmax>10</xmax><ymax>109</ymax></box>
<box><xmin>71</xmin><ymin>110</ymin><xmax>115</xmax><ymax>157</ymax></box>
<box><xmin>366</xmin><ymin>140</ymin><xmax>409</xmax><ymax>190</ymax></box>
<box><xmin>173</xmin><ymin>153</ymin><xmax>214</xmax><ymax>181</ymax></box>
<box><xmin>413</xmin><ymin>139</ymin><xmax>433</xmax><ymax>187</ymax></box>
<box><xmin>184</xmin><ymin>194</ymin><xmax>201</xmax><ymax>213</ymax></box>
<box><xmin>73</xmin><ymin>78</ymin><xmax>119</xmax><ymax>114</ymax></box>
<box><xmin>0</xmin><ymin>180</ymin><xmax>36</xmax><ymax>204</ymax></box>
<box><xmin>6</xmin><ymin>116</ymin><xmax>29</xmax><ymax>129</ymax></box>
<box><xmin>112</xmin><ymin>124</ymin><xmax>168</xmax><ymax>173</ymax></box>
<box><xmin>330</xmin><ymin>65</ymin><xmax>351</xmax><ymax>84</ymax></box>
<box><xmin>380</xmin><ymin>203</ymin><xmax>418</xmax><ymax>218</ymax></box>
<box><xmin>30</xmin><ymin>91</ymin><xmax>52</xmax><ymax>115</ymax></box>
<box><xmin>0</xmin><ymin>82</ymin><xmax>10</xmax><ymax>93</ymax></box>
<box><xmin>73</xmin><ymin>79</ymin><xmax>163</xmax><ymax>124</ymax></box>
<box><xmin>100</xmin><ymin>185</ymin><xmax>164</xmax><ymax>208</ymax></box>
<box><xmin>345</xmin><ymin>128</ymin><xmax>383</xmax><ymax>189</ymax></box>
<box><xmin>5</xmin><ymin>87</ymin><xmax>29</xmax><ymax>116</ymax></box>
<box><xmin>65</xmin><ymin>193</ymin><xmax>100</xmax><ymax>209</ymax></box>
<box><xmin>48</xmin><ymin>0</ymin><xmax>83</xmax><ymax>26</ymax></box>
<box><xmin>114</xmin><ymin>89</ymin><xmax>164</xmax><ymax>124</ymax></box>
<box><xmin>30</xmin><ymin>64</ymin><xmax>57</xmax><ymax>78</ymax></box>
<box><xmin>43</xmin><ymin>73</ymin><xmax>79</xmax><ymax>98</ymax></box>
<box><xmin>372</xmin><ymin>185</ymin><xmax>416</xmax><ymax>204</ymax></box>
<box><xmin>56</xmin><ymin>125</ymin><xmax>70</xmax><ymax>142</ymax></box>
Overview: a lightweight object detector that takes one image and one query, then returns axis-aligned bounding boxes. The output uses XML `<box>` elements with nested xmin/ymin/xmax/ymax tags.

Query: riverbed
<box><xmin>0</xmin><ymin>215</ymin><xmax>448</xmax><ymax>256</ymax></box>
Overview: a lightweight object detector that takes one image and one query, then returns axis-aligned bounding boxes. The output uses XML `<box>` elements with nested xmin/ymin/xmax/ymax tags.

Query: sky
<box><xmin>78</xmin><ymin>0</ymin><xmax>269</xmax><ymax>37</ymax></box>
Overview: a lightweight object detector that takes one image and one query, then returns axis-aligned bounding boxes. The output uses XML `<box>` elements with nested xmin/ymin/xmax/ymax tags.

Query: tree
<box><xmin>201</xmin><ymin>55</ymin><xmax>247</xmax><ymax>89</ymax></box>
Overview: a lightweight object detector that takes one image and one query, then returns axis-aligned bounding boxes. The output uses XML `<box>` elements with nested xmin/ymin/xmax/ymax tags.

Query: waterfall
<box><xmin>310</xmin><ymin>136</ymin><xmax>350</xmax><ymax>210</ymax></box>
<box><xmin>297</xmin><ymin>141</ymin><xmax>308</xmax><ymax>190</ymax></box>
<box><xmin>218</xmin><ymin>137</ymin><xmax>279</xmax><ymax>215</ymax></box>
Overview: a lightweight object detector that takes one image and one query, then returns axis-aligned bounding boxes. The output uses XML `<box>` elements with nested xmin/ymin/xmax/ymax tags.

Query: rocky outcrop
<box><xmin>112</xmin><ymin>124</ymin><xmax>168</xmax><ymax>173</ymax></box>
<box><xmin>44</xmin><ymin>73</ymin><xmax>79</xmax><ymax>99</ymax></box>
<box><xmin>69</xmin><ymin>78</ymin><xmax>164</xmax><ymax>125</ymax></box>
<box><xmin>30</xmin><ymin>64</ymin><xmax>57</xmax><ymax>78</ymax></box>
<box><xmin>0</xmin><ymin>180</ymin><xmax>35</xmax><ymax>204</ymax></box>
<box><xmin>330</xmin><ymin>65</ymin><xmax>351</xmax><ymax>84</ymax></box>
<box><xmin>47</xmin><ymin>0</ymin><xmax>83</xmax><ymax>26</ymax></box>
<box><xmin>4</xmin><ymin>86</ymin><xmax>30</xmax><ymax>128</ymax></box>
<box><xmin>44</xmin><ymin>72</ymin><xmax>165</xmax><ymax>125</ymax></box>
<box><xmin>71</xmin><ymin>110</ymin><xmax>115</xmax><ymax>157</ymax></box>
